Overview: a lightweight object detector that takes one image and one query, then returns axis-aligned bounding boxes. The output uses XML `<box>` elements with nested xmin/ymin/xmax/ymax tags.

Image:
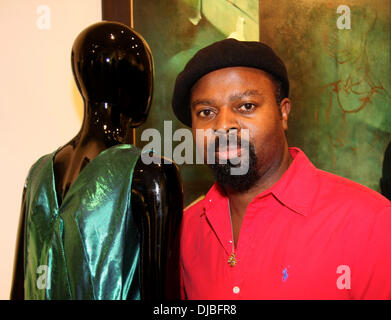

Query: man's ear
<box><xmin>280</xmin><ymin>98</ymin><xmax>291</xmax><ymax>131</ymax></box>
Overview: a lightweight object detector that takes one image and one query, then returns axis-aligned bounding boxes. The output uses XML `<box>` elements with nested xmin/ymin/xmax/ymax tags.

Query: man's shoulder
<box><xmin>315</xmin><ymin>168</ymin><xmax>390</xmax><ymax>210</ymax></box>
<box><xmin>181</xmin><ymin>195</ymin><xmax>208</xmax><ymax>245</ymax></box>
<box><xmin>184</xmin><ymin>195</ymin><xmax>206</xmax><ymax>216</ymax></box>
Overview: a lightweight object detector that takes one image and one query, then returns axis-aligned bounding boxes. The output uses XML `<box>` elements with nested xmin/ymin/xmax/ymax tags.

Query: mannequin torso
<box><xmin>11</xmin><ymin>21</ymin><xmax>182</xmax><ymax>300</ymax></box>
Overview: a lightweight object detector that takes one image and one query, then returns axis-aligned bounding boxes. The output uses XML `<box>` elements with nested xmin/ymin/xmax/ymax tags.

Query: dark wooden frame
<box><xmin>102</xmin><ymin>0</ymin><xmax>132</xmax><ymax>27</ymax></box>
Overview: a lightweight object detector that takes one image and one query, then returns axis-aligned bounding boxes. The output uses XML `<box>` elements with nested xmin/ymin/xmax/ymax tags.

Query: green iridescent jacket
<box><xmin>23</xmin><ymin>144</ymin><xmax>142</xmax><ymax>299</ymax></box>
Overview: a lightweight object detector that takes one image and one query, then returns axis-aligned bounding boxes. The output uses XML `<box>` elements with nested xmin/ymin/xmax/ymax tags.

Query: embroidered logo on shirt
<box><xmin>282</xmin><ymin>266</ymin><xmax>290</xmax><ymax>282</ymax></box>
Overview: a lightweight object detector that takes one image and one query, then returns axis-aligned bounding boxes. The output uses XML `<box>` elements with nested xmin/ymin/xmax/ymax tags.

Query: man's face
<box><xmin>190</xmin><ymin>66</ymin><xmax>290</xmax><ymax>192</ymax></box>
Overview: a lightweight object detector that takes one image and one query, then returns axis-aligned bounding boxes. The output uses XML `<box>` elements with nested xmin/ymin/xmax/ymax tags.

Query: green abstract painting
<box><xmin>260</xmin><ymin>0</ymin><xmax>390</xmax><ymax>192</ymax></box>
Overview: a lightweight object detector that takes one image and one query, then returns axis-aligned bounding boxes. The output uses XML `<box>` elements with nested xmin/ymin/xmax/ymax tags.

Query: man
<box><xmin>172</xmin><ymin>38</ymin><xmax>391</xmax><ymax>299</ymax></box>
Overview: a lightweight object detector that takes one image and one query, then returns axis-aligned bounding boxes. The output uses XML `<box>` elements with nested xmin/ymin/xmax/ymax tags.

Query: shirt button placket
<box><xmin>229</xmin><ymin>241</ymin><xmax>241</xmax><ymax>297</ymax></box>
<box><xmin>233</xmin><ymin>286</ymin><xmax>240</xmax><ymax>294</ymax></box>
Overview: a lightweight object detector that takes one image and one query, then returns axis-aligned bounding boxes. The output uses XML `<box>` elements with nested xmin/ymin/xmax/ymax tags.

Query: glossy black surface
<box><xmin>72</xmin><ymin>21</ymin><xmax>154</xmax><ymax>129</ymax></box>
<box><xmin>11</xmin><ymin>21</ymin><xmax>182</xmax><ymax>300</ymax></box>
<box><xmin>381</xmin><ymin>141</ymin><xmax>391</xmax><ymax>200</ymax></box>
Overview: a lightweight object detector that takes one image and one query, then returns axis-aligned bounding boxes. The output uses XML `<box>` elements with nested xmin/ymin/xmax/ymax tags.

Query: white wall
<box><xmin>0</xmin><ymin>0</ymin><xmax>101</xmax><ymax>299</ymax></box>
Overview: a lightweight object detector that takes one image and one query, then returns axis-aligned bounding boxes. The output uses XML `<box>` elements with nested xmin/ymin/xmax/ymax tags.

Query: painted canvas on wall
<box><xmin>134</xmin><ymin>0</ymin><xmax>390</xmax><ymax>206</ymax></box>
<box><xmin>134</xmin><ymin>0</ymin><xmax>260</xmax><ymax>206</ymax></box>
<box><xmin>260</xmin><ymin>0</ymin><xmax>390</xmax><ymax>192</ymax></box>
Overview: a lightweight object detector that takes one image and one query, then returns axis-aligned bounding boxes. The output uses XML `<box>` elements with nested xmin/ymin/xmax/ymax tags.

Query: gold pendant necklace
<box><xmin>228</xmin><ymin>252</ymin><xmax>237</xmax><ymax>267</ymax></box>
<box><xmin>227</xmin><ymin>199</ymin><xmax>237</xmax><ymax>267</ymax></box>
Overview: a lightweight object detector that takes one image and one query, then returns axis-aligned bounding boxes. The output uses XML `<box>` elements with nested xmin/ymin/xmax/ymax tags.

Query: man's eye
<box><xmin>238</xmin><ymin>103</ymin><xmax>256</xmax><ymax>112</ymax></box>
<box><xmin>198</xmin><ymin>109</ymin><xmax>214</xmax><ymax>117</ymax></box>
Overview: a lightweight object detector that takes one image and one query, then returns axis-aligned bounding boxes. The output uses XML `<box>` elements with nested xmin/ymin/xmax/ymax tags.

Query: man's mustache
<box><xmin>197</xmin><ymin>128</ymin><xmax>250</xmax><ymax>169</ymax></box>
<box><xmin>214</xmin><ymin>135</ymin><xmax>242</xmax><ymax>152</ymax></box>
<box><xmin>205</xmin><ymin>134</ymin><xmax>250</xmax><ymax>165</ymax></box>
<box><xmin>207</xmin><ymin>135</ymin><xmax>243</xmax><ymax>152</ymax></box>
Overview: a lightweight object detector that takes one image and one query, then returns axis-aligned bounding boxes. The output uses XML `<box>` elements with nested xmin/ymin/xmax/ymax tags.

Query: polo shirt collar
<box><xmin>269</xmin><ymin>147</ymin><xmax>318</xmax><ymax>216</ymax></box>
<box><xmin>204</xmin><ymin>147</ymin><xmax>318</xmax><ymax>217</ymax></box>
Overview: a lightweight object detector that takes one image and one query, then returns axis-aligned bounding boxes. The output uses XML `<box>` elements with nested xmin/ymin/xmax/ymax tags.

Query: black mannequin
<box><xmin>11</xmin><ymin>21</ymin><xmax>182</xmax><ymax>300</ymax></box>
<box><xmin>380</xmin><ymin>141</ymin><xmax>391</xmax><ymax>201</ymax></box>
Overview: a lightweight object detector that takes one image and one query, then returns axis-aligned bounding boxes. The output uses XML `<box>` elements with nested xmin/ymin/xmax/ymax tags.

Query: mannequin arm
<box><xmin>131</xmin><ymin>157</ymin><xmax>183</xmax><ymax>300</ymax></box>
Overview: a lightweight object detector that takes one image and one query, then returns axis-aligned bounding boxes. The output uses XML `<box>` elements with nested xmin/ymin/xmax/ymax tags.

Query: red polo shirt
<box><xmin>180</xmin><ymin>148</ymin><xmax>391</xmax><ymax>299</ymax></box>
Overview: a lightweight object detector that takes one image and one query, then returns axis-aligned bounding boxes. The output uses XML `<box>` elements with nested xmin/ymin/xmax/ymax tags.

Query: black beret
<box><xmin>172</xmin><ymin>38</ymin><xmax>289</xmax><ymax>127</ymax></box>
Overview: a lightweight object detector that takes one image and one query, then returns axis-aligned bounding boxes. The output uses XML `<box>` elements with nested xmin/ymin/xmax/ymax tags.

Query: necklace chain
<box><xmin>227</xmin><ymin>199</ymin><xmax>237</xmax><ymax>267</ymax></box>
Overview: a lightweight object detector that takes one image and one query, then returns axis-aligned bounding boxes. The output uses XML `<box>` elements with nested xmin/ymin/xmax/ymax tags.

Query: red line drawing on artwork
<box><xmin>321</xmin><ymin>11</ymin><xmax>387</xmax><ymax>119</ymax></box>
<box><xmin>318</xmin><ymin>8</ymin><xmax>390</xmax><ymax>166</ymax></box>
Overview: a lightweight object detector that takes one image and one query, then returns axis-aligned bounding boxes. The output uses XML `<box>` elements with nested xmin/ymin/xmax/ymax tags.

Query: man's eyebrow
<box><xmin>229</xmin><ymin>90</ymin><xmax>263</xmax><ymax>102</ymax></box>
<box><xmin>190</xmin><ymin>90</ymin><xmax>263</xmax><ymax>109</ymax></box>
<box><xmin>191</xmin><ymin>99</ymin><xmax>216</xmax><ymax>109</ymax></box>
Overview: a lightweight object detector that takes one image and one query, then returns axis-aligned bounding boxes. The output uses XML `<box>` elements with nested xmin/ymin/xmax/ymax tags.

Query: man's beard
<box><xmin>208</xmin><ymin>140</ymin><xmax>260</xmax><ymax>193</ymax></box>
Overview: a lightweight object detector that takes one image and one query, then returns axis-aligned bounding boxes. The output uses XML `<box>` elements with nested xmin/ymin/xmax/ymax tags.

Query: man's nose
<box><xmin>213</xmin><ymin>107</ymin><xmax>240</xmax><ymax>135</ymax></box>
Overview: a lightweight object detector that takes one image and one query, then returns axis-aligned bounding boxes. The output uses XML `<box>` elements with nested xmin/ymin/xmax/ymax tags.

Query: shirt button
<box><xmin>233</xmin><ymin>286</ymin><xmax>240</xmax><ymax>294</ymax></box>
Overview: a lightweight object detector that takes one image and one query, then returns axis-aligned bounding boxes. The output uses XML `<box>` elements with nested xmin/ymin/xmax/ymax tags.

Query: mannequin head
<box><xmin>71</xmin><ymin>21</ymin><xmax>153</xmax><ymax>128</ymax></box>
